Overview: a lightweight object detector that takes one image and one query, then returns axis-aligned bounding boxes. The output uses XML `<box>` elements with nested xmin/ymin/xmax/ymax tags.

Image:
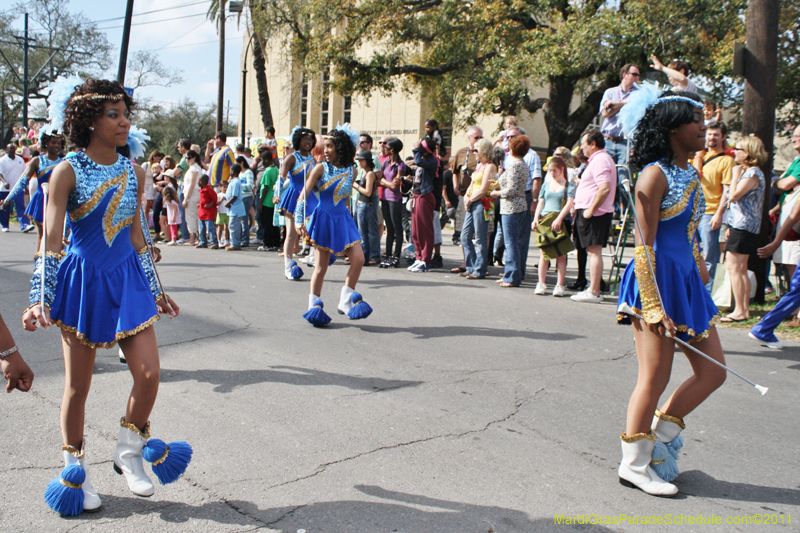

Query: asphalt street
<box><xmin>1</xmin><ymin>229</ymin><xmax>797</xmax><ymax>533</ymax></box>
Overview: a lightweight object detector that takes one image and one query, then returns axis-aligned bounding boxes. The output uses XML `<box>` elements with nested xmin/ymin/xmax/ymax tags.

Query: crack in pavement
<box><xmin>159</xmin><ymin>292</ymin><xmax>252</xmax><ymax>349</ymax></box>
<box><xmin>267</xmin><ymin>392</ymin><xmax>532</xmax><ymax>491</ymax></box>
<box><xmin>266</xmin><ymin>504</ymin><xmax>307</xmax><ymax>528</ymax></box>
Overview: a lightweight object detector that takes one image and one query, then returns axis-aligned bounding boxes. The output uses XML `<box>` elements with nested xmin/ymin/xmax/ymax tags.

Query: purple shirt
<box><xmin>573</xmin><ymin>149</ymin><xmax>617</xmax><ymax>215</ymax></box>
<box><xmin>381</xmin><ymin>158</ymin><xmax>407</xmax><ymax>202</ymax></box>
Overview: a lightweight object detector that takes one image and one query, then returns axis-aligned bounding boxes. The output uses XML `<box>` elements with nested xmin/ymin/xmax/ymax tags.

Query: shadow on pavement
<box><xmin>157</xmin><ymin>365</ymin><xmax>423</xmax><ymax>394</ymax></box>
<box><xmin>679</xmin><ymin>470</ymin><xmax>800</xmax><ymax>505</ymax></box>
<box><xmin>352</xmin><ymin>324</ymin><xmax>583</xmax><ymax>342</ymax></box>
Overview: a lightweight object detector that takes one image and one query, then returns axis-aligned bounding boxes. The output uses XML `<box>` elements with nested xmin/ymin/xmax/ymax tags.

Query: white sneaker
<box><xmin>553</xmin><ymin>285</ymin><xmax>565</xmax><ymax>297</ymax></box>
<box><xmin>409</xmin><ymin>262</ymin><xmax>429</xmax><ymax>273</ymax></box>
<box><xmin>534</xmin><ymin>282</ymin><xmax>547</xmax><ymax>295</ymax></box>
<box><xmin>571</xmin><ymin>289</ymin><xmax>603</xmax><ymax>303</ymax></box>
<box><xmin>407</xmin><ymin>260</ymin><xmax>422</xmax><ymax>271</ymax></box>
<box><xmin>1</xmin><ymin>227</ymin><xmax>8</xmax><ymax>232</ymax></box>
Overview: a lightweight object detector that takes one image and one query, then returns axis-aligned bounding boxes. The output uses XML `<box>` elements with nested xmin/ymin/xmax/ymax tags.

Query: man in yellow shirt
<box><xmin>693</xmin><ymin>122</ymin><xmax>734</xmax><ymax>291</ymax></box>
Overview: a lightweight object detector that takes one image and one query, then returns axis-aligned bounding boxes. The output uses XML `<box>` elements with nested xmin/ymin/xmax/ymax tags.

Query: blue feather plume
<box><xmin>44</xmin><ymin>464</ymin><xmax>85</xmax><ymax>516</ymax></box>
<box><xmin>346</xmin><ymin>292</ymin><xmax>372</xmax><ymax>320</ymax></box>
<box><xmin>127</xmin><ymin>125</ymin><xmax>150</xmax><ymax>160</ymax></box>
<box><xmin>333</xmin><ymin>122</ymin><xmax>360</xmax><ymax>150</ymax></box>
<box><xmin>41</xmin><ymin>75</ymin><xmax>85</xmax><ymax>137</ymax></box>
<box><xmin>618</xmin><ymin>81</ymin><xmax>663</xmax><ymax>139</ymax></box>
<box><xmin>303</xmin><ymin>299</ymin><xmax>331</xmax><ymax>326</ymax></box>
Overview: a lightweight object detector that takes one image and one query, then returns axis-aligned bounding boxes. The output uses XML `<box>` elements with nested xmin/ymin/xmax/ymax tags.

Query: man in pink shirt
<box><xmin>571</xmin><ymin>129</ymin><xmax>617</xmax><ymax>303</ymax></box>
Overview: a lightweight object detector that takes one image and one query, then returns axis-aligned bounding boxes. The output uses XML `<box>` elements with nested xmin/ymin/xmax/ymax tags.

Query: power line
<box><xmin>95</xmin><ymin>12</ymin><xmax>208</xmax><ymax>31</ymax></box>
<box><xmin>92</xmin><ymin>0</ymin><xmax>211</xmax><ymax>24</ymax></box>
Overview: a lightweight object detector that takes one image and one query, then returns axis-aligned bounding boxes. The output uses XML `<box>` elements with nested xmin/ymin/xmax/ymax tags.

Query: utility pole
<box><xmin>22</xmin><ymin>13</ymin><xmax>29</xmax><ymax>128</ymax></box>
<box><xmin>216</xmin><ymin>0</ymin><xmax>226</xmax><ymax>133</ymax></box>
<box><xmin>742</xmin><ymin>0</ymin><xmax>780</xmax><ymax>303</ymax></box>
<box><xmin>117</xmin><ymin>0</ymin><xmax>135</xmax><ymax>84</ymax></box>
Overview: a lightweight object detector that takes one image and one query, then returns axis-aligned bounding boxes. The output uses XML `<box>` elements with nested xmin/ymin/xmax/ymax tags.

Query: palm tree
<box><xmin>207</xmin><ymin>0</ymin><xmax>273</xmax><ymax>131</ymax></box>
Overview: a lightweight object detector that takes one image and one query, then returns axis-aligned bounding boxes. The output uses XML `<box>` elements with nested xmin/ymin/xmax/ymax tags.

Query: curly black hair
<box><xmin>629</xmin><ymin>90</ymin><xmax>703</xmax><ymax>170</ymax></box>
<box><xmin>39</xmin><ymin>131</ymin><xmax>65</xmax><ymax>151</ymax></box>
<box><xmin>63</xmin><ymin>78</ymin><xmax>134</xmax><ymax>149</ymax></box>
<box><xmin>291</xmin><ymin>127</ymin><xmax>316</xmax><ymax>152</ymax></box>
<box><xmin>327</xmin><ymin>129</ymin><xmax>357</xmax><ymax>168</ymax></box>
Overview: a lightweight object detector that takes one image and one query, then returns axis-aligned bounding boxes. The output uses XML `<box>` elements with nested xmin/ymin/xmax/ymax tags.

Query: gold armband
<box><xmin>633</xmin><ymin>245</ymin><xmax>664</xmax><ymax>324</ymax></box>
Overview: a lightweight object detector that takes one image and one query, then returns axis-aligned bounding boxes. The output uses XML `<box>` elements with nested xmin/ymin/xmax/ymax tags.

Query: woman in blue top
<box><xmin>22</xmin><ymin>78</ymin><xmax>188</xmax><ymax>515</ymax></box>
<box><xmin>3</xmin><ymin>130</ymin><xmax>65</xmax><ymax>246</ymax></box>
<box><xmin>722</xmin><ymin>135</ymin><xmax>767</xmax><ymax>322</ymax></box>
<box><xmin>296</xmin><ymin>125</ymin><xmax>372</xmax><ymax>326</ymax></box>
<box><xmin>615</xmin><ymin>86</ymin><xmax>726</xmax><ymax>497</ymax></box>
<box><xmin>532</xmin><ymin>156</ymin><xmax>575</xmax><ymax>296</ymax></box>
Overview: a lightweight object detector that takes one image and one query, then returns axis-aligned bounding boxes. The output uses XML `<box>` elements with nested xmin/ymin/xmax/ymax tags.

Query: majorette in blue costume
<box><xmin>295</xmin><ymin>123</ymin><xmax>373</xmax><ymax>326</ymax></box>
<box><xmin>277</xmin><ymin>127</ymin><xmax>318</xmax><ymax>280</ymax></box>
<box><xmin>4</xmin><ymin>129</ymin><xmax>65</xmax><ymax>244</ymax></box>
<box><xmin>613</xmin><ymin>82</ymin><xmax>726</xmax><ymax>497</ymax></box>
<box><xmin>22</xmin><ymin>76</ymin><xmax>192</xmax><ymax>516</ymax></box>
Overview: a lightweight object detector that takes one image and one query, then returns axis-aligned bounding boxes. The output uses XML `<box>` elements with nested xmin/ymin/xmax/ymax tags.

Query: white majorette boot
<box><xmin>618</xmin><ymin>430</ymin><xmax>678</xmax><ymax>497</ymax></box>
<box><xmin>64</xmin><ymin>441</ymin><xmax>102</xmax><ymax>512</ymax></box>
<box><xmin>114</xmin><ymin>417</ymin><xmax>155</xmax><ymax>497</ymax></box>
<box><xmin>650</xmin><ymin>409</ymin><xmax>685</xmax><ymax>482</ymax></box>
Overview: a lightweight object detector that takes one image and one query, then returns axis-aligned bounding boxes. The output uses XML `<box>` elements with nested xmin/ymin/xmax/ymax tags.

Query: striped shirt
<box><xmin>208</xmin><ymin>145</ymin><xmax>234</xmax><ymax>186</ymax></box>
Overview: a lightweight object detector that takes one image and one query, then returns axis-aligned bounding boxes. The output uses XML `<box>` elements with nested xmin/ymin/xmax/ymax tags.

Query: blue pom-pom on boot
<box><xmin>304</xmin><ymin>296</ymin><xmax>331</xmax><ymax>327</ymax></box>
<box><xmin>651</xmin><ymin>409</ymin><xmax>685</xmax><ymax>482</ymax></box>
<box><xmin>338</xmin><ymin>286</ymin><xmax>372</xmax><ymax>320</ymax></box>
<box><xmin>44</xmin><ymin>464</ymin><xmax>85</xmax><ymax>516</ymax></box>
<box><xmin>288</xmin><ymin>260</ymin><xmax>304</xmax><ymax>280</ymax></box>
<box><xmin>650</xmin><ymin>441</ymin><xmax>680</xmax><ymax>482</ymax></box>
<box><xmin>142</xmin><ymin>438</ymin><xmax>193</xmax><ymax>484</ymax></box>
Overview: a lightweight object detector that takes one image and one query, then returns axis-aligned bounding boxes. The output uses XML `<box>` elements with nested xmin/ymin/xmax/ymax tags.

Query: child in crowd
<box><xmin>703</xmin><ymin>100</ymin><xmax>722</xmax><ymax>125</ymax></box>
<box><xmin>494</xmin><ymin>115</ymin><xmax>519</xmax><ymax>153</ymax></box>
<box><xmin>225</xmin><ymin>164</ymin><xmax>247</xmax><ymax>250</ymax></box>
<box><xmin>216</xmin><ymin>180</ymin><xmax>230</xmax><ymax>247</ymax></box>
<box><xmin>163</xmin><ymin>186</ymin><xmax>181</xmax><ymax>245</ymax></box>
<box><xmin>424</xmin><ymin>118</ymin><xmax>447</xmax><ymax>158</ymax></box>
<box><xmin>197</xmin><ymin>174</ymin><xmax>219</xmax><ymax>248</ymax></box>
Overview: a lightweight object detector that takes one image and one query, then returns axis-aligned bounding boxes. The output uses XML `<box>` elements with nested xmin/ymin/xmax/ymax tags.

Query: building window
<box><xmin>320</xmin><ymin>70</ymin><xmax>331</xmax><ymax>135</ymax></box>
<box><xmin>343</xmin><ymin>95</ymin><xmax>352</xmax><ymax>124</ymax></box>
<box><xmin>300</xmin><ymin>78</ymin><xmax>308</xmax><ymax>128</ymax></box>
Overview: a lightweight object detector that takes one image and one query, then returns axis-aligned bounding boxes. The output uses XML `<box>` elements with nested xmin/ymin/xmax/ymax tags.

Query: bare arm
<box><xmin>760</xmin><ymin>199</ymin><xmax>800</xmax><ymax>257</ymax></box>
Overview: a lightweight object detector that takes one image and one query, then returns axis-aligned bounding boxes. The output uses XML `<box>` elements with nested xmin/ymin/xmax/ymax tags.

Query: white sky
<box><xmin>7</xmin><ymin>0</ymin><xmax>247</xmax><ymax>122</ymax></box>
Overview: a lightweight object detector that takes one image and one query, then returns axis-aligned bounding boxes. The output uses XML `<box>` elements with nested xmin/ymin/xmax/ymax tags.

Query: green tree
<box><xmin>0</xmin><ymin>0</ymin><xmax>111</xmax><ymax>132</ymax></box>
<box><xmin>136</xmin><ymin>99</ymin><xmax>236</xmax><ymax>158</ymax></box>
<box><xmin>776</xmin><ymin>0</ymin><xmax>800</xmax><ymax>129</ymax></box>
<box><xmin>247</xmin><ymin>0</ymin><xmax>747</xmax><ymax>151</ymax></box>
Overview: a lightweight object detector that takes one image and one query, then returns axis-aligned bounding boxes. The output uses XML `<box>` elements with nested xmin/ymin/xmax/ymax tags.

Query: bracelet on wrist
<box><xmin>0</xmin><ymin>345</ymin><xmax>19</xmax><ymax>359</ymax></box>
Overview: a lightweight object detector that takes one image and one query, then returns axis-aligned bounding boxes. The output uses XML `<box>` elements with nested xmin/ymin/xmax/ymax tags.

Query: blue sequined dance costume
<box><xmin>279</xmin><ymin>152</ymin><xmax>315</xmax><ymax>218</ymax></box>
<box><xmin>617</xmin><ymin>160</ymin><xmax>720</xmax><ymax>343</ymax></box>
<box><xmin>306</xmin><ymin>162</ymin><xmax>362</xmax><ymax>254</ymax></box>
<box><xmin>5</xmin><ymin>154</ymin><xmax>64</xmax><ymax>224</ymax></box>
<box><xmin>49</xmin><ymin>152</ymin><xmax>159</xmax><ymax>348</ymax></box>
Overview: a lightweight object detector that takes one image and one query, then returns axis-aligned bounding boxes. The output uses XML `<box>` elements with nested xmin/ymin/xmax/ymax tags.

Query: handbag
<box><xmin>534</xmin><ymin>211</ymin><xmax>575</xmax><ymax>260</ymax></box>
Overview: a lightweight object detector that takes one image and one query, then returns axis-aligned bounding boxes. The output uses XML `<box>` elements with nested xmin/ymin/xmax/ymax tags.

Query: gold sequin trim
<box><xmin>686</xmin><ymin>187</ymin><xmax>702</xmax><ymax>245</ymax></box>
<box><xmin>290</xmin><ymin>159</ymin><xmax>313</xmax><ymax>177</ymax></box>
<box><xmin>137</xmin><ymin>246</ymin><xmax>148</xmax><ymax>254</ymax></box>
<box><xmin>309</xmin><ymin>238</ymin><xmax>361</xmax><ymax>255</ymax></box>
<box><xmin>617</xmin><ymin>306</ymin><xmax>719</xmax><ymax>344</ymax></box>
<box><xmin>69</xmin><ymin>170</ymin><xmax>133</xmax><ymax>245</ymax></box>
<box><xmin>53</xmin><ymin>314</ymin><xmax>160</xmax><ymax>349</ymax></box>
<box><xmin>660</xmin><ymin>180</ymin><xmax>697</xmax><ymax>220</ymax></box>
<box><xmin>620</xmin><ymin>430</ymin><xmax>657</xmax><ymax>443</ymax></box>
<box><xmin>34</xmin><ymin>251</ymin><xmax>67</xmax><ymax>259</ymax></box>
<box><xmin>59</xmin><ymin>478</ymin><xmax>82</xmax><ymax>489</ymax></box>
<box><xmin>120</xmin><ymin>417</ymin><xmax>151</xmax><ymax>439</ymax></box>
<box><xmin>318</xmin><ymin>171</ymin><xmax>350</xmax><ymax>205</ymax></box>
<box><xmin>152</xmin><ymin>445</ymin><xmax>170</xmax><ymax>466</ymax></box>
<box><xmin>651</xmin><ymin>458</ymin><xmax>666</xmax><ymax>465</ymax></box>
<box><xmin>655</xmin><ymin>409</ymin><xmax>686</xmax><ymax>430</ymax></box>
<box><xmin>70</xmin><ymin>93</ymin><xmax>126</xmax><ymax>103</ymax></box>
<box><xmin>62</xmin><ymin>443</ymin><xmax>85</xmax><ymax>459</ymax></box>
<box><xmin>633</xmin><ymin>246</ymin><xmax>663</xmax><ymax>324</ymax></box>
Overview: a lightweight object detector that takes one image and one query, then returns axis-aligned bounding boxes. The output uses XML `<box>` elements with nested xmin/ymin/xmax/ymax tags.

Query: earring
<box><xmin>90</xmin><ymin>127</ymin><xmax>95</xmax><ymax>131</ymax></box>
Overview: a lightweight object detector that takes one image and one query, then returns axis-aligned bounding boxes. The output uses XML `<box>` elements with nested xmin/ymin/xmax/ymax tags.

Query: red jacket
<box><xmin>198</xmin><ymin>185</ymin><xmax>218</xmax><ymax>220</ymax></box>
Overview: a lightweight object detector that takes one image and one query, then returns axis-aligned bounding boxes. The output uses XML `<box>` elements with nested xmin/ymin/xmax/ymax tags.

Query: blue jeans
<box><xmin>605</xmin><ymin>138</ymin><xmax>629</xmax><ymax>210</ymax></box>
<box><xmin>178</xmin><ymin>187</ymin><xmax>189</xmax><ymax>240</ymax></box>
<box><xmin>501</xmin><ymin>211</ymin><xmax>525</xmax><ymax>285</ymax></box>
<box><xmin>461</xmin><ymin>201</ymin><xmax>488</xmax><ymax>277</ymax></box>
<box><xmin>242</xmin><ymin>196</ymin><xmax>254</xmax><ymax>246</ymax></box>
<box><xmin>0</xmin><ymin>190</ymin><xmax>30</xmax><ymax>228</ymax></box>
<box><xmin>198</xmin><ymin>219</ymin><xmax>218</xmax><ymax>247</ymax></box>
<box><xmin>752</xmin><ymin>264</ymin><xmax>800</xmax><ymax>339</ymax></box>
<box><xmin>698</xmin><ymin>213</ymin><xmax>721</xmax><ymax>292</ymax></box>
<box><xmin>230</xmin><ymin>215</ymin><xmax>246</xmax><ymax>248</ymax></box>
<box><xmin>520</xmin><ymin>191</ymin><xmax>533</xmax><ymax>280</ymax></box>
<box><xmin>356</xmin><ymin>200</ymin><xmax>380</xmax><ymax>261</ymax></box>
